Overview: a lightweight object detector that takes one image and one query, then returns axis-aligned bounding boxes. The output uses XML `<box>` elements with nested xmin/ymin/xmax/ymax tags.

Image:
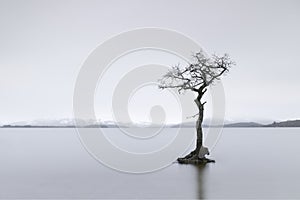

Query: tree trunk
<box><xmin>177</xmin><ymin>92</ymin><xmax>215</xmax><ymax>164</ymax></box>
<box><xmin>195</xmin><ymin>97</ymin><xmax>204</xmax><ymax>156</ymax></box>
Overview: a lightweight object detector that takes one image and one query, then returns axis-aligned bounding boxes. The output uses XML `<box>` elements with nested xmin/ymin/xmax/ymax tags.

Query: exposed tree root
<box><xmin>177</xmin><ymin>149</ymin><xmax>215</xmax><ymax>164</ymax></box>
<box><xmin>177</xmin><ymin>157</ymin><xmax>215</xmax><ymax>164</ymax></box>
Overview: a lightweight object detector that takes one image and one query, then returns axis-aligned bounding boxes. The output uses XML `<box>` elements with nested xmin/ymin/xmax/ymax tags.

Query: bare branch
<box><xmin>158</xmin><ymin>50</ymin><xmax>234</xmax><ymax>95</ymax></box>
<box><xmin>187</xmin><ymin>112</ymin><xmax>200</xmax><ymax>119</ymax></box>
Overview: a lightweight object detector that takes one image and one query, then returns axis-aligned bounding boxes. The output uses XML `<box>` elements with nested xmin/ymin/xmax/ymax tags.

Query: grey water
<box><xmin>0</xmin><ymin>128</ymin><xmax>299</xmax><ymax>199</ymax></box>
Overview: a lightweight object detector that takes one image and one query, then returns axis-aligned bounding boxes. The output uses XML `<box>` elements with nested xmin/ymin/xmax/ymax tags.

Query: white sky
<box><xmin>0</xmin><ymin>0</ymin><xmax>299</xmax><ymax>124</ymax></box>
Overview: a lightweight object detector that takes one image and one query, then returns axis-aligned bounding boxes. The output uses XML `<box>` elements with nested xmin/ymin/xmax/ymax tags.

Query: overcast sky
<box><xmin>0</xmin><ymin>0</ymin><xmax>299</xmax><ymax>124</ymax></box>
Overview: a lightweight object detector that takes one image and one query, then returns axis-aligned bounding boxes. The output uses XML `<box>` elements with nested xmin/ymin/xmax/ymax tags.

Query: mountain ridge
<box><xmin>1</xmin><ymin>119</ymin><xmax>300</xmax><ymax>128</ymax></box>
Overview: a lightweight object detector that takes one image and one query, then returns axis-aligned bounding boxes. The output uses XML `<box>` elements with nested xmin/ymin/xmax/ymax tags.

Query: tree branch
<box><xmin>158</xmin><ymin>51</ymin><xmax>234</xmax><ymax>95</ymax></box>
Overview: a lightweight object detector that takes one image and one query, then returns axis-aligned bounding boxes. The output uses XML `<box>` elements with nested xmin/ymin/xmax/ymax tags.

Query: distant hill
<box><xmin>264</xmin><ymin>120</ymin><xmax>300</xmax><ymax>127</ymax></box>
<box><xmin>1</xmin><ymin>119</ymin><xmax>300</xmax><ymax>128</ymax></box>
<box><xmin>224</xmin><ymin>122</ymin><xmax>263</xmax><ymax>127</ymax></box>
<box><xmin>169</xmin><ymin>122</ymin><xmax>195</xmax><ymax>128</ymax></box>
<box><xmin>170</xmin><ymin>120</ymin><xmax>300</xmax><ymax>128</ymax></box>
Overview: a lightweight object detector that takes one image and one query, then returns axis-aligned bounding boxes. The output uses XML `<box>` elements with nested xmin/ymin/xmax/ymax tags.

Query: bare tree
<box><xmin>159</xmin><ymin>50</ymin><xmax>234</xmax><ymax>164</ymax></box>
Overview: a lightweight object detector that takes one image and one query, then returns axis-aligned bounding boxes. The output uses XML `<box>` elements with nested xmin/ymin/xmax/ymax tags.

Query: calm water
<box><xmin>0</xmin><ymin>128</ymin><xmax>299</xmax><ymax>199</ymax></box>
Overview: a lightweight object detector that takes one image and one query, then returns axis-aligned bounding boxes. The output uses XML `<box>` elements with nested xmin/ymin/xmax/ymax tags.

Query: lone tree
<box><xmin>159</xmin><ymin>51</ymin><xmax>234</xmax><ymax>164</ymax></box>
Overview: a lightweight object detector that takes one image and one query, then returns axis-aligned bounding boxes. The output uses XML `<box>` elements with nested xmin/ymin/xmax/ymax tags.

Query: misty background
<box><xmin>0</xmin><ymin>0</ymin><xmax>300</xmax><ymax>125</ymax></box>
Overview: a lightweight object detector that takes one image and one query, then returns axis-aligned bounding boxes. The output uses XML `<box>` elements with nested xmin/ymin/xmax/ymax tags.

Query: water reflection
<box><xmin>191</xmin><ymin>164</ymin><xmax>210</xmax><ymax>199</ymax></box>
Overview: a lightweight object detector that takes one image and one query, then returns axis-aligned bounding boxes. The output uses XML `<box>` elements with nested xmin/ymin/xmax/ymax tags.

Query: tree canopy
<box><xmin>159</xmin><ymin>51</ymin><xmax>234</xmax><ymax>94</ymax></box>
